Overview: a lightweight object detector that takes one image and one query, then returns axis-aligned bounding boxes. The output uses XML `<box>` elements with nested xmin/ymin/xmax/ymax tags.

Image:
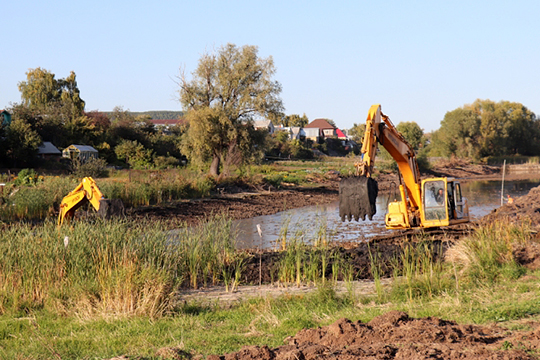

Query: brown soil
<box><xmin>130</xmin><ymin>184</ymin><xmax>339</xmax><ymax>227</ymax></box>
<box><xmin>206</xmin><ymin>311</ymin><xmax>538</xmax><ymax>359</ymax></box>
<box><xmin>482</xmin><ymin>185</ymin><xmax>540</xmax><ymax>229</ymax></box>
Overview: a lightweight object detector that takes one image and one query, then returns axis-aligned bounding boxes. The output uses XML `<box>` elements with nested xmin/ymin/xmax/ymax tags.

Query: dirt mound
<box><xmin>208</xmin><ymin>311</ymin><xmax>534</xmax><ymax>359</ymax></box>
<box><xmin>482</xmin><ymin>185</ymin><xmax>540</xmax><ymax>227</ymax></box>
<box><xmin>428</xmin><ymin>158</ymin><xmax>500</xmax><ymax>179</ymax></box>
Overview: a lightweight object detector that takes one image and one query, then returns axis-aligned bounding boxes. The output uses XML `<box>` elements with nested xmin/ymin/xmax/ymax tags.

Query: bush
<box><xmin>13</xmin><ymin>169</ymin><xmax>42</xmax><ymax>186</ymax></box>
<box><xmin>71</xmin><ymin>157</ymin><xmax>108</xmax><ymax>178</ymax></box>
<box><xmin>153</xmin><ymin>156</ymin><xmax>180</xmax><ymax>169</ymax></box>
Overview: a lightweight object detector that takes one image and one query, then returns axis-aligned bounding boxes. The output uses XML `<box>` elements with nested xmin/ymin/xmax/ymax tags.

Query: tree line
<box><xmin>1</xmin><ymin>44</ymin><xmax>538</xmax><ymax>174</ymax></box>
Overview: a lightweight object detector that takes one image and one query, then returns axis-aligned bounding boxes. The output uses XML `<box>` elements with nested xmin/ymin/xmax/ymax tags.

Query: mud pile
<box><xmin>482</xmin><ymin>185</ymin><xmax>540</xmax><ymax>227</ymax></box>
<box><xmin>208</xmin><ymin>311</ymin><xmax>535</xmax><ymax>359</ymax></box>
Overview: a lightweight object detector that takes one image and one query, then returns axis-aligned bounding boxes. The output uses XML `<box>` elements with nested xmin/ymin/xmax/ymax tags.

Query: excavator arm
<box><xmin>340</xmin><ymin>104</ymin><xmax>422</xmax><ymax>224</ymax></box>
<box><xmin>58</xmin><ymin>177</ymin><xmax>124</xmax><ymax>225</ymax></box>
<box><xmin>340</xmin><ymin>104</ymin><xmax>469</xmax><ymax>230</ymax></box>
<box><xmin>361</xmin><ymin>104</ymin><xmax>422</xmax><ymax>209</ymax></box>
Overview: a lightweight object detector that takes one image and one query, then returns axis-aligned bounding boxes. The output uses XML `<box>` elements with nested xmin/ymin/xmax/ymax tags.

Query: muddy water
<box><xmin>234</xmin><ymin>179</ymin><xmax>540</xmax><ymax>249</ymax></box>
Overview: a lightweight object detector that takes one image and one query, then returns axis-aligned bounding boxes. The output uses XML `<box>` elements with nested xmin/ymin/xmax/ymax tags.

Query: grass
<box><xmin>2</xmin><ymin>170</ymin><xmax>540</xmax><ymax>358</ymax></box>
<box><xmin>0</xmin><ymin>161</ymin><xmax>342</xmax><ymax>222</ymax></box>
<box><xmin>0</xmin><ymin>215</ymin><xmax>242</xmax><ymax>319</ymax></box>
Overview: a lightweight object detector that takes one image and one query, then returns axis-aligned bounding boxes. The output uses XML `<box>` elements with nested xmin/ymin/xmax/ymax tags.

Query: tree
<box><xmin>177</xmin><ymin>43</ymin><xmax>283</xmax><ymax>176</ymax></box>
<box><xmin>115</xmin><ymin>140</ymin><xmax>153</xmax><ymax>169</ymax></box>
<box><xmin>348</xmin><ymin>123</ymin><xmax>366</xmax><ymax>143</ymax></box>
<box><xmin>18</xmin><ymin>68</ymin><xmax>85</xmax><ymax>116</ymax></box>
<box><xmin>396</xmin><ymin>121</ymin><xmax>425</xmax><ymax>150</ymax></box>
<box><xmin>4</xmin><ymin>117</ymin><xmax>42</xmax><ymax>167</ymax></box>
<box><xmin>428</xmin><ymin>99</ymin><xmax>539</xmax><ymax>160</ymax></box>
<box><xmin>283</xmin><ymin>113</ymin><xmax>309</xmax><ymax>128</ymax></box>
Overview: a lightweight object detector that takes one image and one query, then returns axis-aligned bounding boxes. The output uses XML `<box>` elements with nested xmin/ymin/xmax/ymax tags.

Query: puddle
<box><xmin>234</xmin><ymin>179</ymin><xmax>540</xmax><ymax>249</ymax></box>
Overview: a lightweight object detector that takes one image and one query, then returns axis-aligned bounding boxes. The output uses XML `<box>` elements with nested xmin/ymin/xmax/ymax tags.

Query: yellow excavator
<box><xmin>339</xmin><ymin>104</ymin><xmax>469</xmax><ymax>229</ymax></box>
<box><xmin>58</xmin><ymin>177</ymin><xmax>124</xmax><ymax>225</ymax></box>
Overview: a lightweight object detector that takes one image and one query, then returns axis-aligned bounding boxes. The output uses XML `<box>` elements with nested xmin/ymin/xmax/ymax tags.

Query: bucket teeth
<box><xmin>339</xmin><ymin>177</ymin><xmax>378</xmax><ymax>222</ymax></box>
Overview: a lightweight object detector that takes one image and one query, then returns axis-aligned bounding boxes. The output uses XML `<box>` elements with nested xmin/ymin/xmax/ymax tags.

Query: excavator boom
<box><xmin>58</xmin><ymin>177</ymin><xmax>124</xmax><ymax>225</ymax></box>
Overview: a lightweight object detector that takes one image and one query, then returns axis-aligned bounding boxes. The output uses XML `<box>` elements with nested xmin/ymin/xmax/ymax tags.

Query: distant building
<box><xmin>0</xmin><ymin>110</ymin><xmax>11</xmax><ymax>127</ymax></box>
<box><xmin>37</xmin><ymin>142</ymin><xmax>62</xmax><ymax>160</ymax></box>
<box><xmin>283</xmin><ymin>126</ymin><xmax>306</xmax><ymax>140</ymax></box>
<box><xmin>149</xmin><ymin>118</ymin><xmax>186</xmax><ymax>133</ymax></box>
<box><xmin>303</xmin><ymin>118</ymin><xmax>336</xmax><ymax>141</ymax></box>
<box><xmin>62</xmin><ymin>145</ymin><xmax>98</xmax><ymax>163</ymax></box>
<box><xmin>336</xmin><ymin>128</ymin><xmax>347</xmax><ymax>140</ymax></box>
<box><xmin>253</xmin><ymin>119</ymin><xmax>275</xmax><ymax>134</ymax></box>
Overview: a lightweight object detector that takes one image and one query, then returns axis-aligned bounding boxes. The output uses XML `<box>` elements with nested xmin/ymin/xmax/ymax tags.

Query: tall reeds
<box><xmin>0</xmin><ymin>214</ymin><xmax>240</xmax><ymax>318</ymax></box>
<box><xmin>390</xmin><ymin>241</ymin><xmax>450</xmax><ymax>302</ymax></box>
<box><xmin>276</xmin><ymin>220</ymin><xmax>343</xmax><ymax>286</ymax></box>
<box><xmin>0</xmin><ymin>173</ymin><xmax>216</xmax><ymax>222</ymax></box>
<box><xmin>445</xmin><ymin>220</ymin><xmax>530</xmax><ymax>284</ymax></box>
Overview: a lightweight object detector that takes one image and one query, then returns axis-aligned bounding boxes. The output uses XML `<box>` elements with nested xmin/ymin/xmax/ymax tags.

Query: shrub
<box><xmin>13</xmin><ymin>169</ymin><xmax>42</xmax><ymax>186</ymax></box>
<box><xmin>153</xmin><ymin>156</ymin><xmax>180</xmax><ymax>169</ymax></box>
<box><xmin>71</xmin><ymin>157</ymin><xmax>108</xmax><ymax>178</ymax></box>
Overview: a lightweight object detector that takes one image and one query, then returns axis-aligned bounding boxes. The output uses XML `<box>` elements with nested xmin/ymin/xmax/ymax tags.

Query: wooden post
<box><xmin>501</xmin><ymin>159</ymin><xmax>506</xmax><ymax>206</ymax></box>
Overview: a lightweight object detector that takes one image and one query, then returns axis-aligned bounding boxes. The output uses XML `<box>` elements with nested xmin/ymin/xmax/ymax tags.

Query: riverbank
<box><xmin>129</xmin><ymin>160</ymin><xmax>537</xmax><ymax>227</ymax></box>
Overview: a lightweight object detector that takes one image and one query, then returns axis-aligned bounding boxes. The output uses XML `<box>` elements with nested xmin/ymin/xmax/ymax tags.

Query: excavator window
<box><xmin>423</xmin><ymin>180</ymin><xmax>447</xmax><ymax>221</ymax></box>
<box><xmin>454</xmin><ymin>183</ymin><xmax>464</xmax><ymax>218</ymax></box>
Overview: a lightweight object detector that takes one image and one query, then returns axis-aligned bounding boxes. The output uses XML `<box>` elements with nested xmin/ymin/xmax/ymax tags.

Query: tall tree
<box><xmin>348</xmin><ymin>123</ymin><xmax>366</xmax><ymax>143</ymax></box>
<box><xmin>283</xmin><ymin>113</ymin><xmax>309</xmax><ymax>127</ymax></box>
<box><xmin>177</xmin><ymin>44</ymin><xmax>283</xmax><ymax>175</ymax></box>
<box><xmin>18</xmin><ymin>68</ymin><xmax>85</xmax><ymax>116</ymax></box>
<box><xmin>396</xmin><ymin>121</ymin><xmax>425</xmax><ymax>150</ymax></box>
<box><xmin>428</xmin><ymin>99</ymin><xmax>538</xmax><ymax>159</ymax></box>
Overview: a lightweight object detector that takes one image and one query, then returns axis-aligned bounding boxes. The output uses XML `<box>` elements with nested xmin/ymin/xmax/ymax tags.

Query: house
<box><xmin>253</xmin><ymin>119</ymin><xmax>275</xmax><ymax>134</ymax></box>
<box><xmin>37</xmin><ymin>142</ymin><xmax>62</xmax><ymax>160</ymax></box>
<box><xmin>149</xmin><ymin>118</ymin><xmax>186</xmax><ymax>134</ymax></box>
<box><xmin>62</xmin><ymin>144</ymin><xmax>98</xmax><ymax>163</ymax></box>
<box><xmin>0</xmin><ymin>110</ymin><xmax>11</xmax><ymax>127</ymax></box>
<box><xmin>303</xmin><ymin>118</ymin><xmax>336</xmax><ymax>141</ymax></box>
<box><xmin>282</xmin><ymin>126</ymin><xmax>306</xmax><ymax>140</ymax></box>
<box><xmin>336</xmin><ymin>128</ymin><xmax>347</xmax><ymax>140</ymax></box>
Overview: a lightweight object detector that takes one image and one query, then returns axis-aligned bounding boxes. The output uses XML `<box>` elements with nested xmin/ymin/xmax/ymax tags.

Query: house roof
<box><xmin>38</xmin><ymin>142</ymin><xmax>61</xmax><ymax>155</ymax></box>
<box><xmin>253</xmin><ymin>119</ymin><xmax>273</xmax><ymax>128</ymax></box>
<box><xmin>336</xmin><ymin>128</ymin><xmax>346</xmax><ymax>138</ymax></box>
<box><xmin>304</xmin><ymin>118</ymin><xmax>335</xmax><ymax>129</ymax></box>
<box><xmin>65</xmin><ymin>144</ymin><xmax>98</xmax><ymax>153</ymax></box>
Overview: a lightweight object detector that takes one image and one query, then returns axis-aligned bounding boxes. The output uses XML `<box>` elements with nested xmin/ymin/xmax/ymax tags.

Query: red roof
<box><xmin>336</xmin><ymin>128</ymin><xmax>346</xmax><ymax>138</ymax></box>
<box><xmin>304</xmin><ymin>118</ymin><xmax>335</xmax><ymax>129</ymax></box>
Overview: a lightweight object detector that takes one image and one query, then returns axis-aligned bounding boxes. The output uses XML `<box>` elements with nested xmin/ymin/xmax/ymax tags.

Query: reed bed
<box><xmin>0</xmin><ymin>215</ymin><xmax>239</xmax><ymax>318</ymax></box>
<box><xmin>387</xmin><ymin>221</ymin><xmax>534</xmax><ymax>302</ymax></box>
<box><xmin>275</xmin><ymin>218</ymin><xmax>345</xmax><ymax>286</ymax></box>
<box><xmin>0</xmin><ymin>172</ymin><xmax>216</xmax><ymax>221</ymax></box>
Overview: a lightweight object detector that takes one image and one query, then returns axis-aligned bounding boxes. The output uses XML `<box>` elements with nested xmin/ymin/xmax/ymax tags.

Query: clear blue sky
<box><xmin>2</xmin><ymin>1</ymin><xmax>539</xmax><ymax>132</ymax></box>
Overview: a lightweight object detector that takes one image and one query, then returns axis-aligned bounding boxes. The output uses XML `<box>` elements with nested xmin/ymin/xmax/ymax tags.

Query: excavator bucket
<box><xmin>339</xmin><ymin>176</ymin><xmax>378</xmax><ymax>221</ymax></box>
<box><xmin>97</xmin><ymin>199</ymin><xmax>126</xmax><ymax>219</ymax></box>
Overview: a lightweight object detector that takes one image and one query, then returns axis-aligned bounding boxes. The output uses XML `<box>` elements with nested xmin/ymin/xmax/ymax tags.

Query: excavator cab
<box><xmin>420</xmin><ymin>178</ymin><xmax>469</xmax><ymax>227</ymax></box>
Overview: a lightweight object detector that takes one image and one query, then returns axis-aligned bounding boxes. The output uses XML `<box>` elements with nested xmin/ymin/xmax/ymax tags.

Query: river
<box><xmin>234</xmin><ymin>179</ymin><xmax>540</xmax><ymax>249</ymax></box>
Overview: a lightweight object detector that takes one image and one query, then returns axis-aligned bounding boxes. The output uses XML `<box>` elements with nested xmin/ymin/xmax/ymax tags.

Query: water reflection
<box><xmin>234</xmin><ymin>179</ymin><xmax>540</xmax><ymax>249</ymax></box>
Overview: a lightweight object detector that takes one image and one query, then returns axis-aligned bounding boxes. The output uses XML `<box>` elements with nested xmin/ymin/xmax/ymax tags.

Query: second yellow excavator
<box><xmin>58</xmin><ymin>177</ymin><xmax>124</xmax><ymax>225</ymax></box>
<box><xmin>339</xmin><ymin>104</ymin><xmax>469</xmax><ymax>229</ymax></box>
